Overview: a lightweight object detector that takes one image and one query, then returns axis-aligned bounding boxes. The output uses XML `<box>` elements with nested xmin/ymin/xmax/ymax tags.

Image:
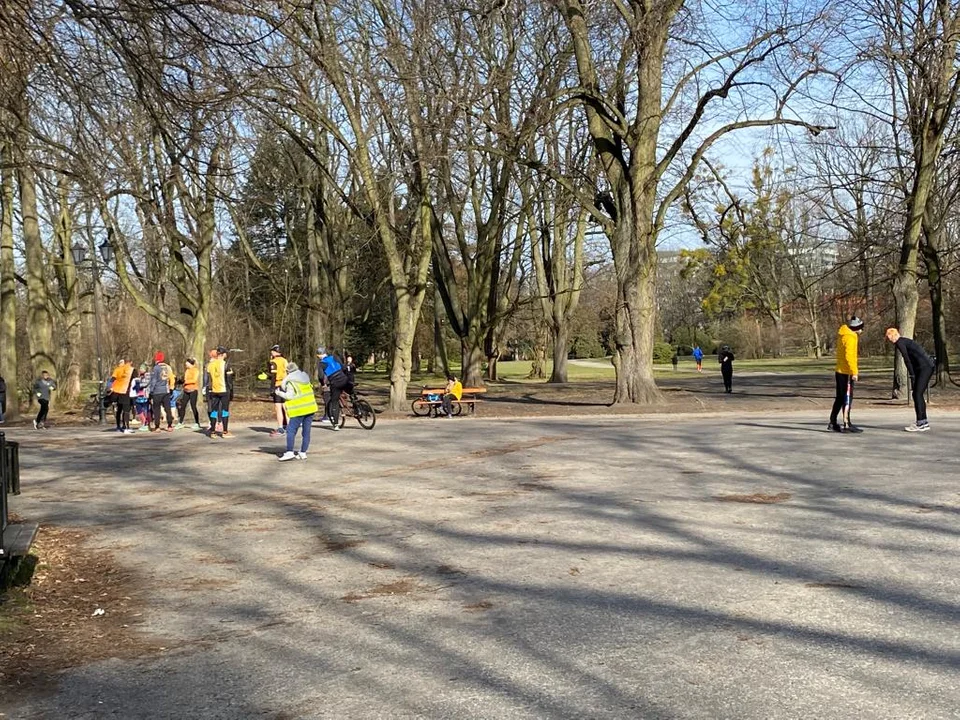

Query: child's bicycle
<box><xmin>324</xmin><ymin>391</ymin><xmax>376</xmax><ymax>430</ymax></box>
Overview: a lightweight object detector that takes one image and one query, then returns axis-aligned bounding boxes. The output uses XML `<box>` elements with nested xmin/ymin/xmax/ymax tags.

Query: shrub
<box><xmin>653</xmin><ymin>341</ymin><xmax>676</xmax><ymax>364</ymax></box>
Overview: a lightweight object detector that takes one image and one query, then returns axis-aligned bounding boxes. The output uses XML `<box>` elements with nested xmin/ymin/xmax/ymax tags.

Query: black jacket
<box><xmin>894</xmin><ymin>337</ymin><xmax>934</xmax><ymax>378</ymax></box>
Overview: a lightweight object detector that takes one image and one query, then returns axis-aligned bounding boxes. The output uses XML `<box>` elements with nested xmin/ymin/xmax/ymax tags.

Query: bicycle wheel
<box><xmin>411</xmin><ymin>398</ymin><xmax>431</xmax><ymax>416</ymax></box>
<box><xmin>354</xmin><ymin>399</ymin><xmax>376</xmax><ymax>429</ymax></box>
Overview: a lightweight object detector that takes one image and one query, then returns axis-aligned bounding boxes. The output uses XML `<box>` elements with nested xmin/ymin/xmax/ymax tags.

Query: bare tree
<box><xmin>557</xmin><ymin>0</ymin><xmax>830</xmax><ymax>402</ymax></box>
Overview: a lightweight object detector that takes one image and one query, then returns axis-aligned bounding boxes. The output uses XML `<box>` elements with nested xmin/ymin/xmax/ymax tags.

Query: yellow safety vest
<box><xmin>283</xmin><ymin>379</ymin><xmax>318</xmax><ymax>418</ymax></box>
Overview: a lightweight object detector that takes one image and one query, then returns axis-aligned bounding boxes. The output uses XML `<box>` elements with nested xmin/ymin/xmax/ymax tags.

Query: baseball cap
<box><xmin>316</xmin><ymin>346</ymin><xmax>326</xmax><ymax>356</ymax></box>
<box><xmin>270</xmin><ymin>344</ymin><xmax>281</xmax><ymax>353</ymax></box>
<box><xmin>216</xmin><ymin>345</ymin><xmax>228</xmax><ymax>354</ymax></box>
<box><xmin>847</xmin><ymin>316</ymin><xmax>864</xmax><ymax>331</ymax></box>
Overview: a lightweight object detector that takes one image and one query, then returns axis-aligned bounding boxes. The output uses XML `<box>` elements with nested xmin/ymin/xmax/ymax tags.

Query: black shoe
<box><xmin>844</xmin><ymin>424</ymin><xmax>863</xmax><ymax>434</ymax></box>
<box><xmin>828</xmin><ymin>422</ymin><xmax>843</xmax><ymax>433</ymax></box>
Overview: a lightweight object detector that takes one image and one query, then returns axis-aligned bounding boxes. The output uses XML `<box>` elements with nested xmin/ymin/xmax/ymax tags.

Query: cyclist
<box><xmin>316</xmin><ymin>346</ymin><xmax>348</xmax><ymax>431</ymax></box>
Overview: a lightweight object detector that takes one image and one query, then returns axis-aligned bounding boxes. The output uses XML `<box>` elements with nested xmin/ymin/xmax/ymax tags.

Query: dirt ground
<box><xmin>0</xmin><ymin>527</ymin><xmax>168</xmax><ymax>704</ymax></box>
<box><xmin>1</xmin><ymin>368</ymin><xmax>955</xmax><ymax>710</ymax></box>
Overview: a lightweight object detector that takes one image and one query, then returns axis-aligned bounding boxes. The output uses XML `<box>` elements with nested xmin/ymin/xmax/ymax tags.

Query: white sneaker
<box><xmin>295</xmin><ymin>452</ymin><xmax>307</xmax><ymax>461</ymax></box>
<box><xmin>331</xmin><ymin>424</ymin><xmax>340</xmax><ymax>431</ymax></box>
<box><xmin>905</xmin><ymin>423</ymin><xmax>930</xmax><ymax>432</ymax></box>
<box><xmin>33</xmin><ymin>419</ymin><xmax>38</xmax><ymax>429</ymax></box>
<box><xmin>124</xmin><ymin>429</ymin><xmax>137</xmax><ymax>434</ymax></box>
<box><xmin>278</xmin><ymin>451</ymin><xmax>297</xmax><ymax>461</ymax></box>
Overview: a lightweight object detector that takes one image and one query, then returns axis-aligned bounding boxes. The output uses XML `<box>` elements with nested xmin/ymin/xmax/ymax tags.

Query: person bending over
<box><xmin>885</xmin><ymin>328</ymin><xmax>935</xmax><ymax>432</ymax></box>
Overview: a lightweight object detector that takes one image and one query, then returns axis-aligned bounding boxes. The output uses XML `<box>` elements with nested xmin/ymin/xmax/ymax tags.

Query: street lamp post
<box><xmin>71</xmin><ymin>239</ymin><xmax>114</xmax><ymax>424</ymax></box>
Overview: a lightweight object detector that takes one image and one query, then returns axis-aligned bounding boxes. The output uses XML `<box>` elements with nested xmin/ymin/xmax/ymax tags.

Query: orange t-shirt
<box><xmin>183</xmin><ymin>366</ymin><xmax>200</xmax><ymax>392</ymax></box>
<box><xmin>111</xmin><ymin>363</ymin><xmax>134</xmax><ymax>394</ymax></box>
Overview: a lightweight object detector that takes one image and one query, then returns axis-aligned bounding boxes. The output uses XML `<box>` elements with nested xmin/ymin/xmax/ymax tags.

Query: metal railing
<box><xmin>0</xmin><ymin>432</ymin><xmax>22</xmax><ymax>559</ymax></box>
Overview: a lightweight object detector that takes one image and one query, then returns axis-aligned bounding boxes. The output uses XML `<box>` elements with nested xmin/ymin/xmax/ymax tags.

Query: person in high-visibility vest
<box><xmin>274</xmin><ymin>362</ymin><xmax>318</xmax><ymax>461</ymax></box>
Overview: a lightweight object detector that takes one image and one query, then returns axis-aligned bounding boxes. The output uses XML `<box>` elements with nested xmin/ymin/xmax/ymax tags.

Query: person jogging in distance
<box><xmin>274</xmin><ymin>362</ymin><xmax>318</xmax><ymax>461</ymax></box>
<box><xmin>177</xmin><ymin>357</ymin><xmax>202</xmax><ymax>430</ymax></box>
<box><xmin>885</xmin><ymin>328</ymin><xmax>935</xmax><ymax>432</ymax></box>
<box><xmin>828</xmin><ymin>316</ymin><xmax>864</xmax><ymax>433</ymax></box>
<box><xmin>692</xmin><ymin>345</ymin><xmax>704</xmax><ymax>373</ymax></box>
<box><xmin>317</xmin><ymin>346</ymin><xmax>348</xmax><ymax>431</ymax></box>
<box><xmin>33</xmin><ymin>370</ymin><xmax>57</xmax><ymax>429</ymax></box>
<box><xmin>109</xmin><ymin>357</ymin><xmax>135</xmax><ymax>433</ymax></box>
<box><xmin>268</xmin><ymin>344</ymin><xmax>289</xmax><ymax>437</ymax></box>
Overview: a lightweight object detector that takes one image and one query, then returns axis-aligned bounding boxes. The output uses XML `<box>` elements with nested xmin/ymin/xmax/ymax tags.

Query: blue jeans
<box><xmin>286</xmin><ymin>414</ymin><xmax>313</xmax><ymax>453</ymax></box>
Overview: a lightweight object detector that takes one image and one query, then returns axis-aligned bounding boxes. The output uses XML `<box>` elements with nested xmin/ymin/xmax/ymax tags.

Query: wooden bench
<box><xmin>411</xmin><ymin>386</ymin><xmax>487</xmax><ymax>417</ymax></box>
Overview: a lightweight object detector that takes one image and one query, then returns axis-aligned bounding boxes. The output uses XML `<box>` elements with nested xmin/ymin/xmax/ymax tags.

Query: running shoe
<box><xmin>222</xmin><ymin>431</ymin><xmax>234</xmax><ymax>438</ymax></box>
<box><xmin>905</xmin><ymin>423</ymin><xmax>930</xmax><ymax>432</ymax></box>
<box><xmin>827</xmin><ymin>422</ymin><xmax>843</xmax><ymax>433</ymax></box>
<box><xmin>278</xmin><ymin>451</ymin><xmax>296</xmax><ymax>461</ymax></box>
<box><xmin>843</xmin><ymin>424</ymin><xmax>864</xmax><ymax>434</ymax></box>
<box><xmin>295</xmin><ymin>452</ymin><xmax>307</xmax><ymax>461</ymax></box>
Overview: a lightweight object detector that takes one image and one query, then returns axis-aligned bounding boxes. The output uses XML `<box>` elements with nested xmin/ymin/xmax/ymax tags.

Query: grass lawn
<box><xmin>349</xmin><ymin>354</ymin><xmax>897</xmax><ymax>389</ymax></box>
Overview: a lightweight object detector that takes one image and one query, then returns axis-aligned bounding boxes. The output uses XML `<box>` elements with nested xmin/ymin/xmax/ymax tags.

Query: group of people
<box><xmin>262</xmin><ymin>345</ymin><xmax>357</xmax><ymax>461</ymax></box>
<box><xmin>828</xmin><ymin>316</ymin><xmax>935</xmax><ymax>433</ymax></box>
<box><xmin>102</xmin><ymin>347</ymin><xmax>235</xmax><ymax>436</ymax></box>
<box><xmin>13</xmin><ymin>320</ymin><xmax>938</xmax><ymax>440</ymax></box>
<box><xmin>670</xmin><ymin>344</ymin><xmax>735</xmax><ymax>393</ymax></box>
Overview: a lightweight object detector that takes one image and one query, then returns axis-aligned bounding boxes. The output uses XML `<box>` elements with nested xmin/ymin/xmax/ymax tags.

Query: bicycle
<box><xmin>324</xmin><ymin>391</ymin><xmax>376</xmax><ymax>430</ymax></box>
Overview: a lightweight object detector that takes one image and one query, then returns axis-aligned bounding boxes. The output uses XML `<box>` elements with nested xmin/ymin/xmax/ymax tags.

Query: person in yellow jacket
<box><xmin>829</xmin><ymin>316</ymin><xmax>864</xmax><ymax>433</ymax></box>
<box><xmin>274</xmin><ymin>362</ymin><xmax>318</xmax><ymax>461</ymax></box>
<box><xmin>268</xmin><ymin>344</ymin><xmax>289</xmax><ymax>437</ymax></box>
<box><xmin>440</xmin><ymin>373</ymin><xmax>463</xmax><ymax>418</ymax></box>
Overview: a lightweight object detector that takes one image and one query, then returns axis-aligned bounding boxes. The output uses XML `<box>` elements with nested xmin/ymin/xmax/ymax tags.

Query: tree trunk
<box><xmin>56</xmin><ymin>188</ymin><xmax>83</xmax><ymax>402</ymax></box>
<box><xmin>610</xmin><ymin>210</ymin><xmax>662</xmax><ymax>404</ymax></box>
<box><xmin>461</xmin><ymin>325</ymin><xmax>485</xmax><ymax>388</ymax></box>
<box><xmin>549</xmin><ymin>323</ymin><xmax>570</xmax><ymax>383</ymax></box>
<box><xmin>528</xmin><ymin>336</ymin><xmax>546</xmax><ymax>380</ymax></box>
<box><xmin>921</xmin><ymin>234</ymin><xmax>949</xmax><ymax>383</ymax></box>
<box><xmin>433</xmin><ymin>295</ymin><xmax>449</xmax><ymax>378</ymax></box>
<box><xmin>19</xmin><ymin>162</ymin><xmax>57</xmax><ymax>380</ymax></box>
<box><xmin>811</xmin><ymin>321</ymin><xmax>822</xmax><ymax>359</ymax></box>
<box><xmin>892</xmin><ymin>271</ymin><xmax>919</xmax><ymax>397</ymax></box>
<box><xmin>0</xmin><ymin>144</ymin><xmax>17</xmax><ymax>418</ymax></box>
<box><xmin>304</xmin><ymin>184</ymin><xmax>326</xmax><ymax>361</ymax></box>
<box><xmin>389</xmin><ymin>300</ymin><xmax>421</xmax><ymax>411</ymax></box>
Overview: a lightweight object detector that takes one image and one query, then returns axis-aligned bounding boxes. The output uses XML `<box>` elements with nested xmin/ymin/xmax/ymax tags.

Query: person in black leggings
<box><xmin>886</xmin><ymin>328</ymin><xmax>935</xmax><ymax>432</ymax></box>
